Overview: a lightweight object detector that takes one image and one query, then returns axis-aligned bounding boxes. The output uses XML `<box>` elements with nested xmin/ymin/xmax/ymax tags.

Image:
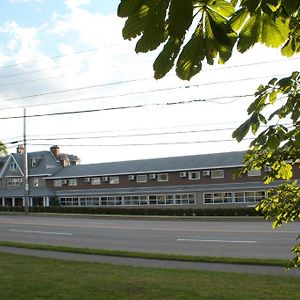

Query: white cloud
<box><xmin>0</xmin><ymin>2</ymin><xmax>298</xmax><ymax>164</ymax></box>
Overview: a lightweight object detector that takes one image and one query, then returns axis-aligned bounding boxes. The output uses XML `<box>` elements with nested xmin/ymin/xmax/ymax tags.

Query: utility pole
<box><xmin>23</xmin><ymin>108</ymin><xmax>29</xmax><ymax>215</ymax></box>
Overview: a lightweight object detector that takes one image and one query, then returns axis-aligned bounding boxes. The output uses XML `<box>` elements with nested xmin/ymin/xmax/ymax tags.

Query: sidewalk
<box><xmin>0</xmin><ymin>245</ymin><xmax>299</xmax><ymax>277</ymax></box>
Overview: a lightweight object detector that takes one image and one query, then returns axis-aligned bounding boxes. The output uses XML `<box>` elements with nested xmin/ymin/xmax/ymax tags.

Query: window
<box><xmin>157</xmin><ymin>173</ymin><xmax>168</xmax><ymax>182</ymax></box>
<box><xmin>91</xmin><ymin>177</ymin><xmax>101</xmax><ymax>185</ymax></box>
<box><xmin>9</xmin><ymin>162</ymin><xmax>17</xmax><ymax>171</ymax></box>
<box><xmin>136</xmin><ymin>174</ymin><xmax>147</xmax><ymax>183</ymax></box>
<box><xmin>247</xmin><ymin>169</ymin><xmax>261</xmax><ymax>177</ymax></box>
<box><xmin>109</xmin><ymin>176</ymin><xmax>119</xmax><ymax>184</ymax></box>
<box><xmin>68</xmin><ymin>178</ymin><xmax>77</xmax><ymax>186</ymax></box>
<box><xmin>54</xmin><ymin>179</ymin><xmax>62</xmax><ymax>187</ymax></box>
<box><xmin>204</xmin><ymin>191</ymin><xmax>266</xmax><ymax>204</ymax></box>
<box><xmin>58</xmin><ymin>193</ymin><xmax>195</xmax><ymax>207</ymax></box>
<box><xmin>188</xmin><ymin>171</ymin><xmax>200</xmax><ymax>180</ymax></box>
<box><xmin>211</xmin><ymin>169</ymin><xmax>224</xmax><ymax>179</ymax></box>
<box><xmin>203</xmin><ymin>192</ymin><xmax>233</xmax><ymax>204</ymax></box>
<box><xmin>31</xmin><ymin>158</ymin><xmax>39</xmax><ymax>167</ymax></box>
<box><xmin>33</xmin><ymin>178</ymin><xmax>39</xmax><ymax>187</ymax></box>
<box><xmin>6</xmin><ymin>178</ymin><xmax>22</xmax><ymax>186</ymax></box>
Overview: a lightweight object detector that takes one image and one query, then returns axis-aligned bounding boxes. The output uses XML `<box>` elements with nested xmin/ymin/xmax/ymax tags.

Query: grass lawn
<box><xmin>0</xmin><ymin>252</ymin><xmax>299</xmax><ymax>300</ymax></box>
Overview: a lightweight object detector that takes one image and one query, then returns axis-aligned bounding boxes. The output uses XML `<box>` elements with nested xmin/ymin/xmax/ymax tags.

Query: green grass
<box><xmin>0</xmin><ymin>252</ymin><xmax>299</xmax><ymax>300</ymax></box>
<box><xmin>0</xmin><ymin>240</ymin><xmax>289</xmax><ymax>267</ymax></box>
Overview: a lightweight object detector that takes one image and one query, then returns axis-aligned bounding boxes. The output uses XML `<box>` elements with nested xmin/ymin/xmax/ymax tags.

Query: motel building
<box><xmin>0</xmin><ymin>145</ymin><xmax>298</xmax><ymax>209</ymax></box>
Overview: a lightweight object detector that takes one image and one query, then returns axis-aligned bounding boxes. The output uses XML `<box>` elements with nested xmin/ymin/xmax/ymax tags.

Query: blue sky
<box><xmin>0</xmin><ymin>1</ymin><xmax>299</xmax><ymax>163</ymax></box>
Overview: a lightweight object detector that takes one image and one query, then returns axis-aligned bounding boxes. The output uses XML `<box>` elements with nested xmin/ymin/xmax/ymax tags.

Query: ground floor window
<box><xmin>203</xmin><ymin>191</ymin><xmax>266</xmax><ymax>204</ymax></box>
<box><xmin>59</xmin><ymin>193</ymin><xmax>196</xmax><ymax>207</ymax></box>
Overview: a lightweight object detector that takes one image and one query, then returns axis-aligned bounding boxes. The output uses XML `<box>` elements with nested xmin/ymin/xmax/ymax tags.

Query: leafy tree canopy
<box><xmin>118</xmin><ymin>0</ymin><xmax>300</xmax><ymax>268</ymax></box>
<box><xmin>0</xmin><ymin>142</ymin><xmax>7</xmax><ymax>156</ymax></box>
<box><xmin>118</xmin><ymin>0</ymin><xmax>300</xmax><ymax>80</ymax></box>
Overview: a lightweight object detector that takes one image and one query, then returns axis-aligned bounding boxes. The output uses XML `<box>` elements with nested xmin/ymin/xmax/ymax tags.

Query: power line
<box><xmin>0</xmin><ymin>71</ymin><xmax>280</xmax><ymax>110</ymax></box>
<box><xmin>23</xmin><ymin>127</ymin><xmax>242</xmax><ymax>142</ymax></box>
<box><xmin>0</xmin><ymin>94</ymin><xmax>254</xmax><ymax>120</ymax></box>
<box><xmin>26</xmin><ymin>137</ymin><xmax>254</xmax><ymax>148</ymax></box>
<box><xmin>5</xmin><ymin>119</ymin><xmax>248</xmax><ymax>142</ymax></box>
<box><xmin>2</xmin><ymin>55</ymin><xmax>299</xmax><ymax>86</ymax></box>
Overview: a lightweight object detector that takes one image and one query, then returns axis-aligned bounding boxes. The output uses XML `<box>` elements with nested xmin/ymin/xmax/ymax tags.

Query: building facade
<box><xmin>0</xmin><ymin>145</ymin><xmax>298</xmax><ymax>209</ymax></box>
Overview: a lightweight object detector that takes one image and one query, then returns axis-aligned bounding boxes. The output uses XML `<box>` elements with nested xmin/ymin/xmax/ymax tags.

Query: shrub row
<box><xmin>0</xmin><ymin>205</ymin><xmax>262</xmax><ymax>217</ymax></box>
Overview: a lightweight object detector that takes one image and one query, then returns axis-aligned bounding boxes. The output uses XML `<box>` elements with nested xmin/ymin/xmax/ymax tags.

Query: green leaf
<box><xmin>266</xmin><ymin>133</ymin><xmax>280</xmax><ymax>150</ymax></box>
<box><xmin>277</xmin><ymin>76</ymin><xmax>292</xmax><ymax>87</ymax></box>
<box><xmin>281</xmin><ymin>0</ymin><xmax>300</xmax><ymax>15</ymax></box>
<box><xmin>232</xmin><ymin>118</ymin><xmax>251</xmax><ymax>142</ymax></box>
<box><xmin>242</xmin><ymin>0</ymin><xmax>263</xmax><ymax>13</ymax></box>
<box><xmin>168</xmin><ymin>0</ymin><xmax>193</xmax><ymax>38</ymax></box>
<box><xmin>118</xmin><ymin>0</ymin><xmax>144</xmax><ymax>18</ymax></box>
<box><xmin>210</xmin><ymin>0</ymin><xmax>235</xmax><ymax>18</ymax></box>
<box><xmin>250</xmin><ymin>113</ymin><xmax>260</xmax><ymax>134</ymax></box>
<box><xmin>176</xmin><ymin>25</ymin><xmax>206</xmax><ymax>80</ymax></box>
<box><xmin>205</xmin><ymin>8</ymin><xmax>237</xmax><ymax>64</ymax></box>
<box><xmin>269</xmin><ymin>90</ymin><xmax>278</xmax><ymax>104</ymax></box>
<box><xmin>247</xmin><ymin>93</ymin><xmax>267</xmax><ymax>114</ymax></box>
<box><xmin>281</xmin><ymin>37</ymin><xmax>297</xmax><ymax>57</ymax></box>
<box><xmin>258</xmin><ymin>113</ymin><xmax>267</xmax><ymax>124</ymax></box>
<box><xmin>135</xmin><ymin>1</ymin><xmax>169</xmax><ymax>52</ymax></box>
<box><xmin>153</xmin><ymin>36</ymin><xmax>182</xmax><ymax>79</ymax></box>
<box><xmin>260</xmin><ymin>14</ymin><xmax>290</xmax><ymax>48</ymax></box>
<box><xmin>229</xmin><ymin>7</ymin><xmax>249</xmax><ymax>32</ymax></box>
<box><xmin>237</xmin><ymin>12</ymin><xmax>262</xmax><ymax>53</ymax></box>
<box><xmin>122</xmin><ymin>5</ymin><xmax>150</xmax><ymax>40</ymax></box>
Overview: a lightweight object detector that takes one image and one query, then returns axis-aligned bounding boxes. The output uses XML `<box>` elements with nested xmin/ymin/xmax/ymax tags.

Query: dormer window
<box><xmin>9</xmin><ymin>162</ymin><xmax>17</xmax><ymax>171</ymax></box>
<box><xmin>31</xmin><ymin>158</ymin><xmax>38</xmax><ymax>167</ymax></box>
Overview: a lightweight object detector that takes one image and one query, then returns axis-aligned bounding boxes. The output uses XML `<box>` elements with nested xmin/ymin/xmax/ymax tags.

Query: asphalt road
<box><xmin>0</xmin><ymin>215</ymin><xmax>299</xmax><ymax>260</ymax></box>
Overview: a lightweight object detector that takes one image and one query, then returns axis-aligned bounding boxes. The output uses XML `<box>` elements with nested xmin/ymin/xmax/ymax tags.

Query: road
<box><xmin>0</xmin><ymin>215</ymin><xmax>298</xmax><ymax>260</ymax></box>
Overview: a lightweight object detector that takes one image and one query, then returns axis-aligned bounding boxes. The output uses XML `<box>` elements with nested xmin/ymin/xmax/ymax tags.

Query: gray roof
<box><xmin>0</xmin><ymin>187</ymin><xmax>55</xmax><ymax>197</ymax></box>
<box><xmin>49</xmin><ymin>151</ymin><xmax>247</xmax><ymax>179</ymax></box>
<box><xmin>9</xmin><ymin>151</ymin><xmax>63</xmax><ymax>176</ymax></box>
<box><xmin>28</xmin><ymin>151</ymin><xmax>63</xmax><ymax>176</ymax></box>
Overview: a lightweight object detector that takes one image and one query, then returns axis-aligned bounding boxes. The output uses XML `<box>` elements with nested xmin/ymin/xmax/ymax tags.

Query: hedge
<box><xmin>0</xmin><ymin>206</ymin><xmax>262</xmax><ymax>217</ymax></box>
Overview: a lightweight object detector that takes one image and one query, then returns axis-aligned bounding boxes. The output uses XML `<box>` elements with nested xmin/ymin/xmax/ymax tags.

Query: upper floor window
<box><xmin>54</xmin><ymin>179</ymin><xmax>62</xmax><ymax>187</ymax></box>
<box><xmin>33</xmin><ymin>178</ymin><xmax>39</xmax><ymax>187</ymax></box>
<box><xmin>109</xmin><ymin>176</ymin><xmax>119</xmax><ymax>184</ymax></box>
<box><xmin>91</xmin><ymin>177</ymin><xmax>101</xmax><ymax>185</ymax></box>
<box><xmin>31</xmin><ymin>158</ymin><xmax>38</xmax><ymax>167</ymax></box>
<box><xmin>157</xmin><ymin>173</ymin><xmax>168</xmax><ymax>182</ymax></box>
<box><xmin>247</xmin><ymin>169</ymin><xmax>261</xmax><ymax>177</ymax></box>
<box><xmin>137</xmin><ymin>174</ymin><xmax>147</xmax><ymax>183</ymax></box>
<box><xmin>68</xmin><ymin>178</ymin><xmax>77</xmax><ymax>186</ymax></box>
<box><xmin>211</xmin><ymin>169</ymin><xmax>224</xmax><ymax>179</ymax></box>
<box><xmin>188</xmin><ymin>171</ymin><xmax>200</xmax><ymax>180</ymax></box>
<box><xmin>9</xmin><ymin>162</ymin><xmax>17</xmax><ymax>171</ymax></box>
<box><xmin>6</xmin><ymin>178</ymin><xmax>22</xmax><ymax>186</ymax></box>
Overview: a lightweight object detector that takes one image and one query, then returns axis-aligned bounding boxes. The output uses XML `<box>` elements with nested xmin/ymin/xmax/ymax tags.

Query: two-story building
<box><xmin>0</xmin><ymin>145</ymin><xmax>80</xmax><ymax>207</ymax></box>
<box><xmin>1</xmin><ymin>145</ymin><xmax>298</xmax><ymax>209</ymax></box>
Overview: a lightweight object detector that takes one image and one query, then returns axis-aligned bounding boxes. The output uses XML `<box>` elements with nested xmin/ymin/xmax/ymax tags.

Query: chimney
<box><xmin>17</xmin><ymin>144</ymin><xmax>25</xmax><ymax>154</ymax></box>
<box><xmin>50</xmin><ymin>145</ymin><xmax>60</xmax><ymax>159</ymax></box>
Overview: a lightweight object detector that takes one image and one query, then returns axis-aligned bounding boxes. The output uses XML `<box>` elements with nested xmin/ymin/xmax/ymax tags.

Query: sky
<box><xmin>0</xmin><ymin>0</ymin><xmax>299</xmax><ymax>164</ymax></box>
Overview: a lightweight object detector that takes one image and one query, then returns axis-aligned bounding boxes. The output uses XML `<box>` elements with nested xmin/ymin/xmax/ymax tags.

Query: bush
<box><xmin>0</xmin><ymin>206</ymin><xmax>261</xmax><ymax>217</ymax></box>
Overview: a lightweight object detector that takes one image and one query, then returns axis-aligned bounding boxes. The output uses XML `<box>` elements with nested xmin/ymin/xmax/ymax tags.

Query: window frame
<box><xmin>136</xmin><ymin>174</ymin><xmax>147</xmax><ymax>183</ymax></box>
<box><xmin>247</xmin><ymin>169</ymin><xmax>262</xmax><ymax>177</ymax></box>
<box><xmin>91</xmin><ymin>177</ymin><xmax>101</xmax><ymax>185</ymax></box>
<box><xmin>54</xmin><ymin>179</ymin><xmax>62</xmax><ymax>187</ymax></box>
<box><xmin>9</xmin><ymin>162</ymin><xmax>17</xmax><ymax>171</ymax></box>
<box><xmin>109</xmin><ymin>176</ymin><xmax>119</xmax><ymax>184</ymax></box>
<box><xmin>157</xmin><ymin>173</ymin><xmax>169</xmax><ymax>182</ymax></box>
<box><xmin>188</xmin><ymin>171</ymin><xmax>200</xmax><ymax>180</ymax></box>
<box><xmin>68</xmin><ymin>178</ymin><xmax>77</xmax><ymax>186</ymax></box>
<box><xmin>211</xmin><ymin>169</ymin><xmax>225</xmax><ymax>179</ymax></box>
